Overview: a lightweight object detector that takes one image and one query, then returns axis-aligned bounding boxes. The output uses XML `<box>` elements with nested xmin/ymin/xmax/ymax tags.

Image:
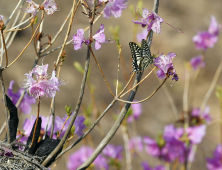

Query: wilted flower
<box><xmin>190</xmin><ymin>55</ymin><xmax>205</xmax><ymax>70</ymax></box>
<box><xmin>154</xmin><ymin>53</ymin><xmax>178</xmax><ymax>81</ymax></box>
<box><xmin>127</xmin><ymin>101</ymin><xmax>142</xmax><ymax>123</ymax></box>
<box><xmin>129</xmin><ymin>136</ymin><xmax>143</xmax><ymax>153</ymax></box>
<box><xmin>100</xmin><ymin>0</ymin><xmax>128</xmax><ymax>19</ymax></box>
<box><xmin>23</xmin><ymin>64</ymin><xmax>64</xmax><ymax>98</ymax></box>
<box><xmin>72</xmin><ymin>24</ymin><xmax>109</xmax><ymax>50</ymax></box>
<box><xmin>206</xmin><ymin>144</ymin><xmax>222</xmax><ymax>170</ymax></box>
<box><xmin>133</xmin><ymin>8</ymin><xmax>164</xmax><ymax>34</ymax></box>
<box><xmin>192</xmin><ymin>16</ymin><xmax>220</xmax><ymax>51</ymax></box>
<box><xmin>54</xmin><ymin>114</ymin><xmax>86</xmax><ymax>138</ymax></box>
<box><xmin>8</xmin><ymin>80</ymin><xmax>36</xmax><ymax>114</ymax></box>
<box><xmin>67</xmin><ymin>146</ymin><xmax>108</xmax><ymax>170</ymax></box>
<box><xmin>142</xmin><ymin>162</ymin><xmax>165</xmax><ymax>170</ymax></box>
<box><xmin>102</xmin><ymin>144</ymin><xmax>123</xmax><ymax>160</ymax></box>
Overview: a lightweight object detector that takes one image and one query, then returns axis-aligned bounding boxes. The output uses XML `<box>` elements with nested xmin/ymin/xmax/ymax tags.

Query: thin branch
<box><xmin>0</xmin><ymin>71</ymin><xmax>10</xmax><ymax>142</ymax></box>
<box><xmin>4</xmin><ymin>13</ymin><xmax>45</xmax><ymax>70</ymax></box>
<box><xmin>120</xmin><ymin>67</ymin><xmax>156</xmax><ymax>98</ymax></box>
<box><xmin>116</xmin><ymin>45</ymin><xmax>121</xmax><ymax>96</ymax></box>
<box><xmin>116</xmin><ymin>78</ymin><xmax>167</xmax><ymax>104</ymax></box>
<box><xmin>89</xmin><ymin>47</ymin><xmax>115</xmax><ymax>97</ymax></box>
<box><xmin>1</xmin><ymin>29</ymin><xmax>8</xmax><ymax>68</ymax></box>
<box><xmin>55</xmin><ymin>0</ymin><xmax>80</xmax><ymax>70</ymax></box>
<box><xmin>200</xmin><ymin>60</ymin><xmax>222</xmax><ymax>113</ymax></box>
<box><xmin>77</xmin><ymin>0</ymin><xmax>159</xmax><ymax>168</ymax></box>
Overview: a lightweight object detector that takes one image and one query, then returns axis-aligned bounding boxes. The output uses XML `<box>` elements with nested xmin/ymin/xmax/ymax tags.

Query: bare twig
<box><xmin>1</xmin><ymin>29</ymin><xmax>8</xmax><ymax>68</ymax></box>
<box><xmin>200</xmin><ymin>60</ymin><xmax>222</xmax><ymax>113</ymax></box>
<box><xmin>77</xmin><ymin>0</ymin><xmax>159</xmax><ymax>168</ymax></box>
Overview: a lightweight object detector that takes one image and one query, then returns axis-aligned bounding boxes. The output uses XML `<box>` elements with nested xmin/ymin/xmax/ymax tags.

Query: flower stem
<box><xmin>30</xmin><ymin>96</ymin><xmax>40</xmax><ymax>148</ymax></box>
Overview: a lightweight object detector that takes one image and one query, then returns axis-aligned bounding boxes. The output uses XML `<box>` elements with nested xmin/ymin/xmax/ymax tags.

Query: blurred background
<box><xmin>0</xmin><ymin>0</ymin><xmax>222</xmax><ymax>169</ymax></box>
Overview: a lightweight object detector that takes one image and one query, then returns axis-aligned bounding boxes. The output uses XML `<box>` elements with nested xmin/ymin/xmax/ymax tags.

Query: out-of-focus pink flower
<box><xmin>192</xmin><ymin>16</ymin><xmax>220</xmax><ymax>51</ymax></box>
<box><xmin>23</xmin><ymin>64</ymin><xmax>65</xmax><ymax>98</ymax></box>
<box><xmin>0</xmin><ymin>15</ymin><xmax>4</xmax><ymax>21</ymax></box>
<box><xmin>206</xmin><ymin>144</ymin><xmax>222</xmax><ymax>170</ymax></box>
<box><xmin>54</xmin><ymin>114</ymin><xmax>86</xmax><ymax>138</ymax></box>
<box><xmin>142</xmin><ymin>162</ymin><xmax>165</xmax><ymax>170</ymax></box>
<box><xmin>43</xmin><ymin>0</ymin><xmax>58</xmax><ymax>15</ymax></box>
<box><xmin>137</xmin><ymin>29</ymin><xmax>148</xmax><ymax>42</ymax></box>
<box><xmin>67</xmin><ymin>146</ymin><xmax>108</xmax><ymax>170</ymax></box>
<box><xmin>190</xmin><ymin>55</ymin><xmax>205</xmax><ymax>70</ymax></box>
<box><xmin>191</xmin><ymin>106</ymin><xmax>211</xmax><ymax>124</ymax></box>
<box><xmin>23</xmin><ymin>115</ymin><xmax>51</xmax><ymax>136</ymax></box>
<box><xmin>127</xmin><ymin>101</ymin><xmax>142</xmax><ymax>123</ymax></box>
<box><xmin>143</xmin><ymin>137</ymin><xmax>160</xmax><ymax>157</ymax></box>
<box><xmin>133</xmin><ymin>8</ymin><xmax>164</xmax><ymax>34</ymax></box>
<box><xmin>8</xmin><ymin>80</ymin><xmax>36</xmax><ymax>114</ymax></box>
<box><xmin>100</xmin><ymin>0</ymin><xmax>127</xmax><ymax>19</ymax></box>
<box><xmin>102</xmin><ymin>144</ymin><xmax>123</xmax><ymax>160</ymax></box>
<box><xmin>186</xmin><ymin>125</ymin><xmax>206</xmax><ymax>144</ymax></box>
<box><xmin>129</xmin><ymin>136</ymin><xmax>143</xmax><ymax>152</ymax></box>
<box><xmin>154</xmin><ymin>53</ymin><xmax>178</xmax><ymax>81</ymax></box>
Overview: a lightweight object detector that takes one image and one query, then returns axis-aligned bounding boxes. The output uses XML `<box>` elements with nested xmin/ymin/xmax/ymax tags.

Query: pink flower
<box><xmin>143</xmin><ymin>137</ymin><xmax>160</xmax><ymax>157</ymax></box>
<box><xmin>43</xmin><ymin>0</ymin><xmax>58</xmax><ymax>15</ymax></box>
<box><xmin>142</xmin><ymin>162</ymin><xmax>165</xmax><ymax>170</ymax></box>
<box><xmin>206</xmin><ymin>144</ymin><xmax>222</xmax><ymax>170</ymax></box>
<box><xmin>154</xmin><ymin>53</ymin><xmax>178</xmax><ymax>81</ymax></box>
<box><xmin>186</xmin><ymin>125</ymin><xmax>206</xmax><ymax>144</ymax></box>
<box><xmin>129</xmin><ymin>136</ymin><xmax>143</xmax><ymax>152</ymax></box>
<box><xmin>191</xmin><ymin>106</ymin><xmax>211</xmax><ymax>124</ymax></box>
<box><xmin>92</xmin><ymin>24</ymin><xmax>106</xmax><ymax>50</ymax></box>
<box><xmin>137</xmin><ymin>29</ymin><xmax>148</xmax><ymax>42</ymax></box>
<box><xmin>102</xmin><ymin>144</ymin><xmax>123</xmax><ymax>160</ymax></box>
<box><xmin>67</xmin><ymin>146</ymin><xmax>108</xmax><ymax>170</ymax></box>
<box><xmin>23</xmin><ymin>64</ymin><xmax>65</xmax><ymax>98</ymax></box>
<box><xmin>192</xmin><ymin>16</ymin><xmax>220</xmax><ymax>51</ymax></box>
<box><xmin>190</xmin><ymin>55</ymin><xmax>205</xmax><ymax>70</ymax></box>
<box><xmin>24</xmin><ymin>0</ymin><xmax>40</xmax><ymax>17</ymax></box>
<box><xmin>133</xmin><ymin>8</ymin><xmax>164</xmax><ymax>34</ymax></box>
<box><xmin>100</xmin><ymin>0</ymin><xmax>128</xmax><ymax>19</ymax></box>
<box><xmin>72</xmin><ymin>24</ymin><xmax>109</xmax><ymax>50</ymax></box>
<box><xmin>127</xmin><ymin>101</ymin><xmax>142</xmax><ymax>123</ymax></box>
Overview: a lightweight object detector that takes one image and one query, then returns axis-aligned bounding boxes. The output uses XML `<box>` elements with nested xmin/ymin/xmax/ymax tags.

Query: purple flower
<box><xmin>43</xmin><ymin>0</ymin><xmax>58</xmax><ymax>15</ymax></box>
<box><xmin>67</xmin><ymin>146</ymin><xmax>108</xmax><ymax>170</ymax></box>
<box><xmin>154</xmin><ymin>52</ymin><xmax>178</xmax><ymax>81</ymax></box>
<box><xmin>133</xmin><ymin>8</ymin><xmax>164</xmax><ymax>34</ymax></box>
<box><xmin>142</xmin><ymin>162</ymin><xmax>165</xmax><ymax>170</ymax></box>
<box><xmin>127</xmin><ymin>101</ymin><xmax>142</xmax><ymax>123</ymax></box>
<box><xmin>206</xmin><ymin>144</ymin><xmax>222</xmax><ymax>170</ymax></box>
<box><xmin>185</xmin><ymin>125</ymin><xmax>206</xmax><ymax>144</ymax></box>
<box><xmin>24</xmin><ymin>0</ymin><xmax>40</xmax><ymax>17</ymax></box>
<box><xmin>190</xmin><ymin>55</ymin><xmax>205</xmax><ymax>70</ymax></box>
<box><xmin>102</xmin><ymin>144</ymin><xmax>123</xmax><ymax>160</ymax></box>
<box><xmin>7</xmin><ymin>80</ymin><xmax>36</xmax><ymax>114</ymax></box>
<box><xmin>72</xmin><ymin>24</ymin><xmax>109</xmax><ymax>50</ymax></box>
<box><xmin>129</xmin><ymin>136</ymin><xmax>143</xmax><ymax>152</ymax></box>
<box><xmin>72</xmin><ymin>29</ymin><xmax>85</xmax><ymax>50</ymax></box>
<box><xmin>54</xmin><ymin>114</ymin><xmax>86</xmax><ymax>138</ymax></box>
<box><xmin>23</xmin><ymin>115</ymin><xmax>51</xmax><ymax>136</ymax></box>
<box><xmin>23</xmin><ymin>64</ymin><xmax>65</xmax><ymax>98</ymax></box>
<box><xmin>137</xmin><ymin>29</ymin><xmax>148</xmax><ymax>42</ymax></box>
<box><xmin>92</xmin><ymin>24</ymin><xmax>106</xmax><ymax>50</ymax></box>
<box><xmin>143</xmin><ymin>137</ymin><xmax>160</xmax><ymax>157</ymax></box>
<box><xmin>100</xmin><ymin>0</ymin><xmax>128</xmax><ymax>19</ymax></box>
<box><xmin>191</xmin><ymin>106</ymin><xmax>211</xmax><ymax>124</ymax></box>
<box><xmin>192</xmin><ymin>16</ymin><xmax>220</xmax><ymax>51</ymax></box>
